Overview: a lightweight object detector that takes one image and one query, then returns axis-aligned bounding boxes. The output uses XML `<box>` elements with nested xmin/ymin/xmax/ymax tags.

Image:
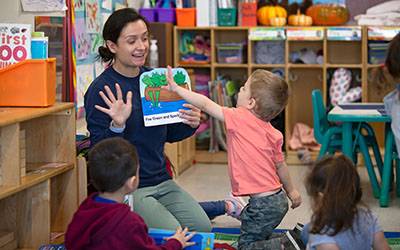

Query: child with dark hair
<box><xmin>65</xmin><ymin>137</ymin><xmax>195</xmax><ymax>250</ymax></box>
<box><xmin>166</xmin><ymin>67</ymin><xmax>303</xmax><ymax>250</ymax></box>
<box><xmin>304</xmin><ymin>155</ymin><xmax>390</xmax><ymax>250</ymax></box>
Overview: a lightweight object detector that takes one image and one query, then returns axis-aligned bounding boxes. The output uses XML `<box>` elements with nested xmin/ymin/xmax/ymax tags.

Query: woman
<box><xmin>84</xmin><ymin>7</ymin><xmax>211</xmax><ymax>232</ymax></box>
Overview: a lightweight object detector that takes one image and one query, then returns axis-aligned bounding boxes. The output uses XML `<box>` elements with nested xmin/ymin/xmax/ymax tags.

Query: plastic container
<box><xmin>157</xmin><ymin>8</ymin><xmax>176</xmax><ymax>23</ymax></box>
<box><xmin>31</xmin><ymin>31</ymin><xmax>48</xmax><ymax>59</ymax></box>
<box><xmin>149</xmin><ymin>39</ymin><xmax>159</xmax><ymax>68</ymax></box>
<box><xmin>0</xmin><ymin>58</ymin><xmax>56</xmax><ymax>107</ymax></box>
<box><xmin>217</xmin><ymin>8</ymin><xmax>237</xmax><ymax>26</ymax></box>
<box><xmin>176</xmin><ymin>8</ymin><xmax>196</xmax><ymax>27</ymax></box>
<box><xmin>139</xmin><ymin>8</ymin><xmax>157</xmax><ymax>22</ymax></box>
<box><xmin>216</xmin><ymin>43</ymin><xmax>244</xmax><ymax>64</ymax></box>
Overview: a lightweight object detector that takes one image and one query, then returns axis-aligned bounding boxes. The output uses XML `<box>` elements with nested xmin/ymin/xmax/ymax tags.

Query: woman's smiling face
<box><xmin>108</xmin><ymin>19</ymin><xmax>149</xmax><ymax>72</ymax></box>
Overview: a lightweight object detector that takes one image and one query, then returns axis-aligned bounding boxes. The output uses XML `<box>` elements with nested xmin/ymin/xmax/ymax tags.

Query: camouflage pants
<box><xmin>238</xmin><ymin>190</ymin><xmax>289</xmax><ymax>250</ymax></box>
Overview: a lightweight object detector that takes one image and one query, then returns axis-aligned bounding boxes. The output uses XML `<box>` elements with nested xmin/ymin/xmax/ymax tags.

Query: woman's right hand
<box><xmin>95</xmin><ymin>83</ymin><xmax>132</xmax><ymax>127</ymax></box>
<box><xmin>166</xmin><ymin>227</ymin><xmax>195</xmax><ymax>249</ymax></box>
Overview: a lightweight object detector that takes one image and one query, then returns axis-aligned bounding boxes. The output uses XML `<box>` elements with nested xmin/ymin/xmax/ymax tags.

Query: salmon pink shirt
<box><xmin>222</xmin><ymin>107</ymin><xmax>284</xmax><ymax>196</ymax></box>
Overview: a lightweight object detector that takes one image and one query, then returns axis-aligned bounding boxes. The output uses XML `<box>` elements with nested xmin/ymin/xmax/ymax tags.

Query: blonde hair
<box><xmin>249</xmin><ymin>69</ymin><xmax>289</xmax><ymax>121</ymax></box>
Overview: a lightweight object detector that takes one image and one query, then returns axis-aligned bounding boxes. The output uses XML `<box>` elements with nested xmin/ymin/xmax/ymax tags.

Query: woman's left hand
<box><xmin>179</xmin><ymin>103</ymin><xmax>201</xmax><ymax>128</ymax></box>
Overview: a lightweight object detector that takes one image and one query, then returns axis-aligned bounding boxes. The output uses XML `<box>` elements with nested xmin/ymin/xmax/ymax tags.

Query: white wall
<box><xmin>0</xmin><ymin>0</ymin><xmax>65</xmax><ymax>26</ymax></box>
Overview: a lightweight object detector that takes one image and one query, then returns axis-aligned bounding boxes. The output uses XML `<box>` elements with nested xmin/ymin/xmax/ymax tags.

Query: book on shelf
<box><xmin>208</xmin><ymin>79</ymin><xmax>238</xmax><ymax>152</ymax></box>
<box><xmin>0</xmin><ymin>23</ymin><xmax>31</xmax><ymax>68</ymax></box>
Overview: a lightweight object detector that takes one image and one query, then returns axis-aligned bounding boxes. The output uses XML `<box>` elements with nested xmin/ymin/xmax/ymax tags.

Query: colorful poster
<box><xmin>102</xmin><ymin>0</ymin><xmax>112</xmax><ymax>11</ymax></box>
<box><xmin>21</xmin><ymin>0</ymin><xmax>67</xmax><ymax>12</ymax></box>
<box><xmin>139</xmin><ymin>68</ymin><xmax>191</xmax><ymax>127</ymax></box>
<box><xmin>86</xmin><ymin>0</ymin><xmax>101</xmax><ymax>33</ymax></box>
<box><xmin>0</xmin><ymin>23</ymin><xmax>31</xmax><ymax>68</ymax></box>
<box><xmin>76</xmin><ymin>64</ymin><xmax>94</xmax><ymax>111</ymax></box>
<box><xmin>94</xmin><ymin>60</ymin><xmax>105</xmax><ymax>77</ymax></box>
<box><xmin>90</xmin><ymin>33</ymin><xmax>103</xmax><ymax>54</ymax></box>
<box><xmin>75</xmin><ymin>18</ymin><xmax>90</xmax><ymax>60</ymax></box>
<box><xmin>74</xmin><ymin>0</ymin><xmax>84</xmax><ymax>11</ymax></box>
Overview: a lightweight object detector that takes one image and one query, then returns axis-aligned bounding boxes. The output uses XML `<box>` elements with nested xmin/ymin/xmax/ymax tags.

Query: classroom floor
<box><xmin>176</xmin><ymin>163</ymin><xmax>400</xmax><ymax>231</ymax></box>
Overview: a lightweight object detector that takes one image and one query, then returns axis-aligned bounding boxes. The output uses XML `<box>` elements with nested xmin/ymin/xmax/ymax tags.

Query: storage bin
<box><xmin>217</xmin><ymin>43</ymin><xmax>243</xmax><ymax>64</ymax></box>
<box><xmin>139</xmin><ymin>8</ymin><xmax>157</xmax><ymax>22</ymax></box>
<box><xmin>157</xmin><ymin>8</ymin><xmax>176</xmax><ymax>23</ymax></box>
<box><xmin>176</xmin><ymin>8</ymin><xmax>196</xmax><ymax>27</ymax></box>
<box><xmin>0</xmin><ymin>58</ymin><xmax>56</xmax><ymax>107</ymax></box>
<box><xmin>218</xmin><ymin>8</ymin><xmax>237</xmax><ymax>26</ymax></box>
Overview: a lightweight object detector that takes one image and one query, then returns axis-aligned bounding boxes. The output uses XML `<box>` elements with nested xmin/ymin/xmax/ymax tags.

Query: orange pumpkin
<box><xmin>306</xmin><ymin>4</ymin><xmax>349</xmax><ymax>26</ymax></box>
<box><xmin>288</xmin><ymin>10</ymin><xmax>313</xmax><ymax>26</ymax></box>
<box><xmin>257</xmin><ymin>5</ymin><xmax>287</xmax><ymax>26</ymax></box>
<box><xmin>269</xmin><ymin>17</ymin><xmax>287</xmax><ymax>26</ymax></box>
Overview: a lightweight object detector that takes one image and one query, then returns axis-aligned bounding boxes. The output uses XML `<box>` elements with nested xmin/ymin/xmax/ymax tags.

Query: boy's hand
<box><xmin>288</xmin><ymin>190</ymin><xmax>302</xmax><ymax>209</ymax></box>
<box><xmin>167</xmin><ymin>227</ymin><xmax>196</xmax><ymax>249</ymax></box>
<box><xmin>166</xmin><ymin>65</ymin><xmax>179</xmax><ymax>92</ymax></box>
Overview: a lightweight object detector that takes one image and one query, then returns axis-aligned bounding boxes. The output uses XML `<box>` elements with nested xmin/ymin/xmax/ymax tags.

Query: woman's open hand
<box><xmin>95</xmin><ymin>83</ymin><xmax>132</xmax><ymax>127</ymax></box>
<box><xmin>180</xmin><ymin>103</ymin><xmax>201</xmax><ymax>128</ymax></box>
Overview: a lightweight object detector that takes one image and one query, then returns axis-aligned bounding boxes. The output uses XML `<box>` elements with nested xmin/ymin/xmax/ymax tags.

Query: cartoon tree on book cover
<box><xmin>142</xmin><ymin>70</ymin><xmax>188</xmax><ymax>107</ymax></box>
<box><xmin>139</xmin><ymin>68</ymin><xmax>191</xmax><ymax>127</ymax></box>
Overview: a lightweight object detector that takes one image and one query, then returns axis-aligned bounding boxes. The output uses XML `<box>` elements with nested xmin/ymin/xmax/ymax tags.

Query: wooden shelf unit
<box><xmin>174</xmin><ymin>26</ymin><xmax>398</xmax><ymax>164</ymax></box>
<box><xmin>0</xmin><ymin>103</ymin><xmax>77</xmax><ymax>249</ymax></box>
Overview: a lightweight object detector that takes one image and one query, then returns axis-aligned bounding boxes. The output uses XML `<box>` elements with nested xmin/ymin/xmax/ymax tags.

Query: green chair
<box><xmin>312</xmin><ymin>89</ymin><xmax>383</xmax><ymax>197</ymax></box>
<box><xmin>380</xmin><ymin>128</ymin><xmax>400</xmax><ymax>206</ymax></box>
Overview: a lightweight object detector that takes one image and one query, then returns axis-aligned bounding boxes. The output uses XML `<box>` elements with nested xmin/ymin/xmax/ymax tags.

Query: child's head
<box><xmin>371</xmin><ymin>32</ymin><xmax>400</xmax><ymax>94</ymax></box>
<box><xmin>306</xmin><ymin>155</ymin><xmax>363</xmax><ymax>235</ymax></box>
<box><xmin>88</xmin><ymin>137</ymin><xmax>139</xmax><ymax>193</ymax></box>
<box><xmin>385</xmin><ymin>32</ymin><xmax>400</xmax><ymax>79</ymax></box>
<box><xmin>238</xmin><ymin>69</ymin><xmax>288</xmax><ymax>121</ymax></box>
<box><xmin>98</xmin><ymin>8</ymin><xmax>149</xmax><ymax>67</ymax></box>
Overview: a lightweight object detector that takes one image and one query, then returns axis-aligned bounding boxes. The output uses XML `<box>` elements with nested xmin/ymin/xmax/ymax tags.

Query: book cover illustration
<box><xmin>140</xmin><ymin>68</ymin><xmax>191</xmax><ymax>127</ymax></box>
<box><xmin>0</xmin><ymin>23</ymin><xmax>31</xmax><ymax>68</ymax></box>
<box><xmin>148</xmin><ymin>228</ymin><xmax>214</xmax><ymax>250</ymax></box>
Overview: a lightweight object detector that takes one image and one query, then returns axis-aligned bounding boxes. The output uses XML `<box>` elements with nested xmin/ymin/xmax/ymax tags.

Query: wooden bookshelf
<box><xmin>173</xmin><ymin>26</ymin><xmax>399</xmax><ymax>164</ymax></box>
<box><xmin>0</xmin><ymin>103</ymin><xmax>77</xmax><ymax>249</ymax></box>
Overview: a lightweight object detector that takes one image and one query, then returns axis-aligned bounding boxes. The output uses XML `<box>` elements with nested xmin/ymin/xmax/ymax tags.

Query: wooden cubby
<box><xmin>174</xmin><ymin>26</ymin><xmax>399</xmax><ymax>164</ymax></box>
<box><xmin>0</xmin><ymin>103</ymin><xmax>77</xmax><ymax>249</ymax></box>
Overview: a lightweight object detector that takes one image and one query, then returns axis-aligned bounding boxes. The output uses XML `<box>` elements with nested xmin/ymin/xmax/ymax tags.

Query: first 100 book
<box><xmin>0</xmin><ymin>23</ymin><xmax>31</xmax><ymax>69</ymax></box>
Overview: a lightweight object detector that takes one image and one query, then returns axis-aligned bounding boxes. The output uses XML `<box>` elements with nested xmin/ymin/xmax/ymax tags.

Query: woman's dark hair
<box><xmin>306</xmin><ymin>155</ymin><xmax>364</xmax><ymax>236</ymax></box>
<box><xmin>88</xmin><ymin>137</ymin><xmax>139</xmax><ymax>193</ymax></box>
<box><xmin>98</xmin><ymin>8</ymin><xmax>149</xmax><ymax>65</ymax></box>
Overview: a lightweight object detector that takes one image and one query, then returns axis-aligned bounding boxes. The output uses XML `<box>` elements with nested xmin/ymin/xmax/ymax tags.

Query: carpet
<box><xmin>211</xmin><ymin>228</ymin><xmax>400</xmax><ymax>250</ymax></box>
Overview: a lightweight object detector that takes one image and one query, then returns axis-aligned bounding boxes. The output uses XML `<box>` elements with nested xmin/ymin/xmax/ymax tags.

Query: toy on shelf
<box><xmin>306</xmin><ymin>4</ymin><xmax>349</xmax><ymax>26</ymax></box>
<box><xmin>179</xmin><ymin>32</ymin><xmax>210</xmax><ymax>64</ymax></box>
<box><xmin>257</xmin><ymin>4</ymin><xmax>287</xmax><ymax>26</ymax></box>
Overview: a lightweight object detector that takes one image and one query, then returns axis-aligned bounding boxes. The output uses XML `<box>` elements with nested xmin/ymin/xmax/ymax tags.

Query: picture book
<box><xmin>148</xmin><ymin>228</ymin><xmax>214</xmax><ymax>250</ymax></box>
<box><xmin>0</xmin><ymin>23</ymin><xmax>31</xmax><ymax>69</ymax></box>
<box><xmin>140</xmin><ymin>68</ymin><xmax>191</xmax><ymax>127</ymax></box>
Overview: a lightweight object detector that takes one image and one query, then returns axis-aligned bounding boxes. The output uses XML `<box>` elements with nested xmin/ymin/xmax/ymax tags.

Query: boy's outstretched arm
<box><xmin>166</xmin><ymin>66</ymin><xmax>225</xmax><ymax>122</ymax></box>
<box><xmin>276</xmin><ymin>162</ymin><xmax>302</xmax><ymax>209</ymax></box>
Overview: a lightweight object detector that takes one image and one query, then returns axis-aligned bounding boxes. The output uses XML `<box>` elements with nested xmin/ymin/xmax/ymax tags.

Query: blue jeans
<box><xmin>239</xmin><ymin>190</ymin><xmax>288</xmax><ymax>250</ymax></box>
<box><xmin>199</xmin><ymin>200</ymin><xmax>226</xmax><ymax>219</ymax></box>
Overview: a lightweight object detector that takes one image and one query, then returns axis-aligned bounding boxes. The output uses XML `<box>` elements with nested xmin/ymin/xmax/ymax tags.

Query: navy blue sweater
<box><xmin>84</xmin><ymin>66</ymin><xmax>196</xmax><ymax>188</ymax></box>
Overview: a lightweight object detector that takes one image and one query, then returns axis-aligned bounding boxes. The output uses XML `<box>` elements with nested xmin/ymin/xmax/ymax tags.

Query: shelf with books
<box><xmin>174</xmin><ymin>26</ymin><xmax>399</xmax><ymax>164</ymax></box>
